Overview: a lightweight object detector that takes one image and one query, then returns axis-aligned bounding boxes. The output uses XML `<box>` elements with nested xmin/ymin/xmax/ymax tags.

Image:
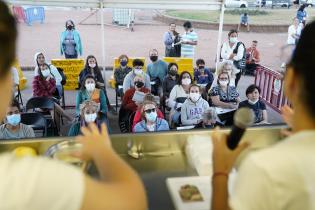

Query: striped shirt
<box><xmin>181</xmin><ymin>30</ymin><xmax>198</xmax><ymax>58</ymax></box>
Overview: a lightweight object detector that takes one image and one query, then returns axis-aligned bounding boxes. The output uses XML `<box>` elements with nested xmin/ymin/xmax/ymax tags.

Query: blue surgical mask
<box><xmin>145</xmin><ymin>111</ymin><xmax>157</xmax><ymax>122</ymax></box>
<box><xmin>7</xmin><ymin>114</ymin><xmax>21</xmax><ymax>126</ymax></box>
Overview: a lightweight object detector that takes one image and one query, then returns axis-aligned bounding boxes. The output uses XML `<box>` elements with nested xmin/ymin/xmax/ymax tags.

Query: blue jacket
<box><xmin>60</xmin><ymin>29</ymin><xmax>82</xmax><ymax>56</ymax></box>
<box><xmin>133</xmin><ymin>118</ymin><xmax>170</xmax><ymax>133</ymax></box>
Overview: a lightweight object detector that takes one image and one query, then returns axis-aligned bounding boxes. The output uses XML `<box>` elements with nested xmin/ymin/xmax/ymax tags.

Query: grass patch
<box><xmin>165</xmin><ymin>9</ymin><xmax>315</xmax><ymax>25</ymax></box>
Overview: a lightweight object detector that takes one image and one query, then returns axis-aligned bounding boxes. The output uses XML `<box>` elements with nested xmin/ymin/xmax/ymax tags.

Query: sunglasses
<box><xmin>144</xmin><ymin>108</ymin><xmax>156</xmax><ymax>114</ymax></box>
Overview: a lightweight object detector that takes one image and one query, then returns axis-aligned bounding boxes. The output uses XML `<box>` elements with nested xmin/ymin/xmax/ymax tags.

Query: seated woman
<box><xmin>181</xmin><ymin>84</ymin><xmax>209</xmax><ymax>126</ymax></box>
<box><xmin>208</xmin><ymin>72</ymin><xmax>240</xmax><ymax>126</ymax></box>
<box><xmin>33</xmin><ymin>63</ymin><xmax>57</xmax><ymax>97</ymax></box>
<box><xmin>114</xmin><ymin>54</ymin><xmax>132</xmax><ymax>96</ymax></box>
<box><xmin>212</xmin><ymin>61</ymin><xmax>237</xmax><ymax>88</ymax></box>
<box><xmin>162</xmin><ymin>63</ymin><xmax>179</xmax><ymax>107</ymax></box>
<box><xmin>239</xmin><ymin>84</ymin><xmax>268</xmax><ymax>124</ymax></box>
<box><xmin>133</xmin><ymin>100</ymin><xmax>169</xmax><ymax>133</ymax></box>
<box><xmin>194</xmin><ymin>59</ymin><xmax>214</xmax><ymax>92</ymax></box>
<box><xmin>79</xmin><ymin>55</ymin><xmax>105</xmax><ymax>88</ymax></box>
<box><xmin>122</xmin><ymin>75</ymin><xmax>150</xmax><ymax>113</ymax></box>
<box><xmin>76</xmin><ymin>75</ymin><xmax>108</xmax><ymax>117</ymax></box>
<box><xmin>0</xmin><ymin>100</ymin><xmax>35</xmax><ymax>139</ymax></box>
<box><xmin>167</xmin><ymin>71</ymin><xmax>192</xmax><ymax>125</ymax></box>
<box><xmin>132</xmin><ymin>93</ymin><xmax>164</xmax><ymax>129</ymax></box>
<box><xmin>68</xmin><ymin>100</ymin><xmax>103</xmax><ymax>136</ymax></box>
<box><xmin>34</xmin><ymin>52</ymin><xmax>63</xmax><ymax>96</ymax></box>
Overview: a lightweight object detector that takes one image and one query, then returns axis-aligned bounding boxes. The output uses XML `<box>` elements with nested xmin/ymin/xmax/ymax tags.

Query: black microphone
<box><xmin>227</xmin><ymin>107</ymin><xmax>255</xmax><ymax>150</ymax></box>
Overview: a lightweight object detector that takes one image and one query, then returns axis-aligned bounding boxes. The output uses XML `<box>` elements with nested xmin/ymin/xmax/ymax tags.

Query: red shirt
<box><xmin>246</xmin><ymin>47</ymin><xmax>260</xmax><ymax>64</ymax></box>
<box><xmin>122</xmin><ymin>87</ymin><xmax>150</xmax><ymax>112</ymax></box>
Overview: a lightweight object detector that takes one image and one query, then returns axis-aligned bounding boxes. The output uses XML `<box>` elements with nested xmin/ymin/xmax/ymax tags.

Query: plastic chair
<box><xmin>20</xmin><ymin>112</ymin><xmax>47</xmax><ymax>137</ymax></box>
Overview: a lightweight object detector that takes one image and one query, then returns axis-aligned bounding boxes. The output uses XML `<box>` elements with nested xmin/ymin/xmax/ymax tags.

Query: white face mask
<box><xmin>182</xmin><ymin>78</ymin><xmax>191</xmax><ymax>85</ymax></box>
<box><xmin>230</xmin><ymin>37</ymin><xmax>238</xmax><ymax>44</ymax></box>
<box><xmin>41</xmin><ymin>69</ymin><xmax>50</xmax><ymax>78</ymax></box>
<box><xmin>84</xmin><ymin>113</ymin><xmax>97</xmax><ymax>123</ymax></box>
<box><xmin>134</xmin><ymin>68</ymin><xmax>143</xmax><ymax>75</ymax></box>
<box><xmin>85</xmin><ymin>83</ymin><xmax>95</xmax><ymax>92</ymax></box>
<box><xmin>89</xmin><ymin>63</ymin><xmax>96</xmax><ymax>68</ymax></box>
<box><xmin>190</xmin><ymin>93</ymin><xmax>200</xmax><ymax>102</ymax></box>
<box><xmin>248</xmin><ymin>98</ymin><xmax>259</xmax><ymax>105</ymax></box>
<box><xmin>219</xmin><ymin>80</ymin><xmax>229</xmax><ymax>87</ymax></box>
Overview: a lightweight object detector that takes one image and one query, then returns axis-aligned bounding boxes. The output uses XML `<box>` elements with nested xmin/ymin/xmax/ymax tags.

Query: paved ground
<box><xmin>17</xmin><ymin>8</ymin><xmax>284</xmax><ymax>134</ymax></box>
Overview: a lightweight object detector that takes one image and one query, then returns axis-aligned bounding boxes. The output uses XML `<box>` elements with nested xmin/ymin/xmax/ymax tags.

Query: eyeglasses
<box><xmin>144</xmin><ymin>108</ymin><xmax>156</xmax><ymax>114</ymax></box>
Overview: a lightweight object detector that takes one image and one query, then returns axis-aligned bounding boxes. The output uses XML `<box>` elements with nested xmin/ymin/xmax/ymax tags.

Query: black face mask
<box><xmin>169</xmin><ymin>70</ymin><xmax>177</xmax><ymax>76</ymax></box>
<box><xmin>135</xmin><ymin>81</ymin><xmax>144</xmax><ymax>88</ymax></box>
<box><xmin>67</xmin><ymin>25</ymin><xmax>73</xmax><ymax>30</ymax></box>
<box><xmin>198</xmin><ymin>66</ymin><xmax>205</xmax><ymax>70</ymax></box>
<box><xmin>150</xmin><ymin>56</ymin><xmax>158</xmax><ymax>62</ymax></box>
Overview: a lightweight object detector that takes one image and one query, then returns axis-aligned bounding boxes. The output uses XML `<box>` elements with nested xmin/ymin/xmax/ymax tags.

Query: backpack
<box><xmin>233</xmin><ymin>42</ymin><xmax>246</xmax><ymax>70</ymax></box>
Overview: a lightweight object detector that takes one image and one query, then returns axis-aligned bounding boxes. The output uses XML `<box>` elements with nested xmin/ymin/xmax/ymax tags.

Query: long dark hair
<box><xmin>65</xmin><ymin>19</ymin><xmax>75</xmax><ymax>29</ymax></box>
<box><xmin>178</xmin><ymin>71</ymin><xmax>192</xmax><ymax>85</ymax></box>
<box><xmin>84</xmin><ymin>55</ymin><xmax>102</xmax><ymax>74</ymax></box>
<box><xmin>38</xmin><ymin>63</ymin><xmax>54</xmax><ymax>80</ymax></box>
<box><xmin>288</xmin><ymin>21</ymin><xmax>315</xmax><ymax>117</ymax></box>
<box><xmin>81</xmin><ymin>74</ymin><xmax>96</xmax><ymax>90</ymax></box>
<box><xmin>298</xmin><ymin>4</ymin><xmax>306</xmax><ymax>12</ymax></box>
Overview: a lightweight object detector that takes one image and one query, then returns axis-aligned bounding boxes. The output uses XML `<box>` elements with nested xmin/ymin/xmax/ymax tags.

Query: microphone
<box><xmin>227</xmin><ymin>107</ymin><xmax>255</xmax><ymax>150</ymax></box>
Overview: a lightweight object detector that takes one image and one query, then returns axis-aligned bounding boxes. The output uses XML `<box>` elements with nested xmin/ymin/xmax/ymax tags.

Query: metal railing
<box><xmin>254</xmin><ymin>65</ymin><xmax>290</xmax><ymax>113</ymax></box>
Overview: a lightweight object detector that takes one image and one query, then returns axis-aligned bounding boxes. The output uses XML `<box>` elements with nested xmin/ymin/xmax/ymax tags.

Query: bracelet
<box><xmin>212</xmin><ymin>172</ymin><xmax>229</xmax><ymax>179</ymax></box>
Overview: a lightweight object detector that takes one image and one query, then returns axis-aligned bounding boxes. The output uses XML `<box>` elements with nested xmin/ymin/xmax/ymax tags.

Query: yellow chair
<box><xmin>163</xmin><ymin>57</ymin><xmax>194</xmax><ymax>76</ymax></box>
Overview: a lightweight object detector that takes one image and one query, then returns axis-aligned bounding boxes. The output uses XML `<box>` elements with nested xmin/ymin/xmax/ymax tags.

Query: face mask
<box><xmin>182</xmin><ymin>78</ymin><xmax>191</xmax><ymax>85</ymax></box>
<box><xmin>134</xmin><ymin>68</ymin><xmax>143</xmax><ymax>75</ymax></box>
<box><xmin>145</xmin><ymin>111</ymin><xmax>157</xmax><ymax>122</ymax></box>
<box><xmin>120</xmin><ymin>61</ymin><xmax>128</xmax><ymax>67</ymax></box>
<box><xmin>230</xmin><ymin>37</ymin><xmax>238</xmax><ymax>44</ymax></box>
<box><xmin>84</xmin><ymin>113</ymin><xmax>97</xmax><ymax>123</ymax></box>
<box><xmin>190</xmin><ymin>92</ymin><xmax>200</xmax><ymax>102</ymax></box>
<box><xmin>219</xmin><ymin>80</ymin><xmax>229</xmax><ymax>87</ymax></box>
<box><xmin>198</xmin><ymin>66</ymin><xmax>205</xmax><ymax>70</ymax></box>
<box><xmin>150</xmin><ymin>55</ymin><xmax>158</xmax><ymax>62</ymax></box>
<box><xmin>248</xmin><ymin>98</ymin><xmax>259</xmax><ymax>105</ymax></box>
<box><xmin>135</xmin><ymin>81</ymin><xmax>144</xmax><ymax>88</ymax></box>
<box><xmin>169</xmin><ymin>70</ymin><xmax>177</xmax><ymax>76</ymax></box>
<box><xmin>7</xmin><ymin>114</ymin><xmax>21</xmax><ymax>126</ymax></box>
<box><xmin>41</xmin><ymin>69</ymin><xmax>50</xmax><ymax>78</ymax></box>
<box><xmin>89</xmin><ymin>63</ymin><xmax>96</xmax><ymax>68</ymax></box>
<box><xmin>86</xmin><ymin>83</ymin><xmax>96</xmax><ymax>92</ymax></box>
<box><xmin>67</xmin><ymin>25</ymin><xmax>73</xmax><ymax>30</ymax></box>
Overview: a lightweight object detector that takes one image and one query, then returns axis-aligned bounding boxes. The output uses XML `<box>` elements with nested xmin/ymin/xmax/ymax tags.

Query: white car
<box><xmin>225</xmin><ymin>0</ymin><xmax>249</xmax><ymax>8</ymax></box>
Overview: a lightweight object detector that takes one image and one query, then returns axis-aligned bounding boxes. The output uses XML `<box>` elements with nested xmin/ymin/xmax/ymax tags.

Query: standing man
<box><xmin>245</xmin><ymin>40</ymin><xmax>260</xmax><ymax>76</ymax></box>
<box><xmin>220</xmin><ymin>29</ymin><xmax>245</xmax><ymax>87</ymax></box>
<box><xmin>163</xmin><ymin>23</ymin><xmax>180</xmax><ymax>57</ymax></box>
<box><xmin>147</xmin><ymin>49</ymin><xmax>168</xmax><ymax>96</ymax></box>
<box><xmin>181</xmin><ymin>21</ymin><xmax>198</xmax><ymax>58</ymax></box>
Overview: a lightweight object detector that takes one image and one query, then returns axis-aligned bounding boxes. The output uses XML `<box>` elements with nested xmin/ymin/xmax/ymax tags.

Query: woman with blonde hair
<box><xmin>213</xmin><ymin>61</ymin><xmax>237</xmax><ymax>87</ymax></box>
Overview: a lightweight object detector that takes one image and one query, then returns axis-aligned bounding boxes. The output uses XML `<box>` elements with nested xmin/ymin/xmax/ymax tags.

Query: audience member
<box><xmin>34</xmin><ymin>52</ymin><xmax>63</xmax><ymax>96</ymax></box>
<box><xmin>245</xmin><ymin>40</ymin><xmax>260</xmax><ymax>76</ymax></box>
<box><xmin>132</xmin><ymin>93</ymin><xmax>164</xmax><ymax>129</ymax></box>
<box><xmin>239</xmin><ymin>84</ymin><xmax>268</xmax><ymax>124</ymax></box>
<box><xmin>181</xmin><ymin>84</ymin><xmax>209</xmax><ymax>126</ymax></box>
<box><xmin>60</xmin><ymin>19</ymin><xmax>82</xmax><ymax>59</ymax></box>
<box><xmin>297</xmin><ymin>4</ymin><xmax>307</xmax><ymax>25</ymax></box>
<box><xmin>162</xmin><ymin>63</ymin><xmax>179</xmax><ymax>99</ymax></box>
<box><xmin>181</xmin><ymin>21</ymin><xmax>198</xmax><ymax>58</ymax></box>
<box><xmin>146</xmin><ymin>49</ymin><xmax>168</xmax><ymax>95</ymax></box>
<box><xmin>122</xmin><ymin>75</ymin><xmax>150</xmax><ymax>113</ymax></box>
<box><xmin>194</xmin><ymin>59</ymin><xmax>214</xmax><ymax>93</ymax></box>
<box><xmin>68</xmin><ymin>100</ymin><xmax>102</xmax><ymax>136</ymax></box>
<box><xmin>282</xmin><ymin>18</ymin><xmax>300</xmax><ymax>68</ymax></box>
<box><xmin>220</xmin><ymin>29</ymin><xmax>245</xmax><ymax>87</ymax></box>
<box><xmin>79</xmin><ymin>55</ymin><xmax>105</xmax><ymax>88</ymax></box>
<box><xmin>133</xmin><ymin>100</ymin><xmax>169</xmax><ymax>132</ymax></box>
<box><xmin>33</xmin><ymin>63</ymin><xmax>56</xmax><ymax>97</ymax></box>
<box><xmin>0</xmin><ymin>100</ymin><xmax>35</xmax><ymax>139</ymax></box>
<box><xmin>75</xmin><ymin>75</ymin><xmax>107</xmax><ymax>117</ymax></box>
<box><xmin>168</xmin><ymin>71</ymin><xmax>192</xmax><ymax>125</ymax></box>
<box><xmin>237</xmin><ymin>13</ymin><xmax>250</xmax><ymax>32</ymax></box>
<box><xmin>209</xmin><ymin>72</ymin><xmax>240</xmax><ymax>125</ymax></box>
<box><xmin>200</xmin><ymin>107</ymin><xmax>224</xmax><ymax>128</ymax></box>
<box><xmin>214</xmin><ymin>61</ymin><xmax>236</xmax><ymax>87</ymax></box>
<box><xmin>123</xmin><ymin>59</ymin><xmax>151</xmax><ymax>93</ymax></box>
<box><xmin>164</xmin><ymin>23</ymin><xmax>181</xmax><ymax>57</ymax></box>
<box><xmin>114</xmin><ymin>54</ymin><xmax>132</xmax><ymax>96</ymax></box>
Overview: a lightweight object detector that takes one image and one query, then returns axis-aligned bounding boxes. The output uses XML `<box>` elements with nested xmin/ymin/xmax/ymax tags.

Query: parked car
<box><xmin>271</xmin><ymin>0</ymin><xmax>292</xmax><ymax>7</ymax></box>
<box><xmin>256</xmin><ymin>0</ymin><xmax>273</xmax><ymax>7</ymax></box>
<box><xmin>225</xmin><ymin>0</ymin><xmax>249</xmax><ymax>8</ymax></box>
<box><xmin>300</xmin><ymin>0</ymin><xmax>313</xmax><ymax>6</ymax></box>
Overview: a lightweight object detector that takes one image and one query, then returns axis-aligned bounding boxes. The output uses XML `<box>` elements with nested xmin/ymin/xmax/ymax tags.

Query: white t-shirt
<box><xmin>220</xmin><ymin>42</ymin><xmax>245</xmax><ymax>72</ymax></box>
<box><xmin>0</xmin><ymin>154</ymin><xmax>84</xmax><ymax>210</ymax></box>
<box><xmin>287</xmin><ymin>25</ymin><xmax>298</xmax><ymax>45</ymax></box>
<box><xmin>230</xmin><ymin>131</ymin><xmax>315</xmax><ymax>210</ymax></box>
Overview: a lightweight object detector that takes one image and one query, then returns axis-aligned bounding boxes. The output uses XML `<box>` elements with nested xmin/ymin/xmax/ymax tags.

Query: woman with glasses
<box><xmin>213</xmin><ymin>61</ymin><xmax>236</xmax><ymax>88</ymax></box>
<box><xmin>208</xmin><ymin>72</ymin><xmax>240</xmax><ymax>126</ymax></box>
<box><xmin>133</xmin><ymin>100</ymin><xmax>169</xmax><ymax>133</ymax></box>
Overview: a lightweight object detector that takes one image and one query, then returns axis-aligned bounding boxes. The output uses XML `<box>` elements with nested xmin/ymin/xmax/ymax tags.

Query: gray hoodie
<box><xmin>181</xmin><ymin>97</ymin><xmax>209</xmax><ymax>126</ymax></box>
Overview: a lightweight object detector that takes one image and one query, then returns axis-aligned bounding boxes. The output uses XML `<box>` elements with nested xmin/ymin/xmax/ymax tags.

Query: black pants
<box><xmin>235</xmin><ymin>71</ymin><xmax>242</xmax><ymax>87</ymax></box>
<box><xmin>65</xmin><ymin>53</ymin><xmax>78</xmax><ymax>59</ymax></box>
<box><xmin>245</xmin><ymin>63</ymin><xmax>258</xmax><ymax>76</ymax></box>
